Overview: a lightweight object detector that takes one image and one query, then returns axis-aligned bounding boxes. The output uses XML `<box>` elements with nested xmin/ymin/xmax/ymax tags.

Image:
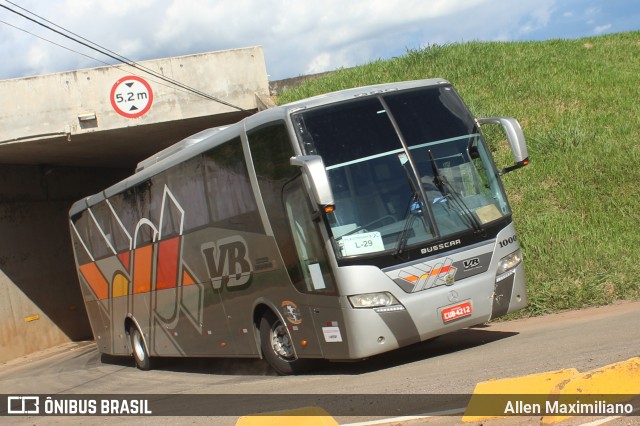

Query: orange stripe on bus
<box><xmin>182</xmin><ymin>269</ymin><xmax>196</xmax><ymax>286</ymax></box>
<box><xmin>402</xmin><ymin>265</ymin><xmax>453</xmax><ymax>283</ymax></box>
<box><xmin>429</xmin><ymin>265</ymin><xmax>453</xmax><ymax>276</ymax></box>
<box><xmin>79</xmin><ymin>262</ymin><xmax>109</xmax><ymax>300</ymax></box>
<box><xmin>156</xmin><ymin>237</ymin><xmax>180</xmax><ymax>290</ymax></box>
<box><xmin>133</xmin><ymin>245</ymin><xmax>153</xmax><ymax>294</ymax></box>
<box><xmin>117</xmin><ymin>252</ymin><xmax>131</xmax><ymax>272</ymax></box>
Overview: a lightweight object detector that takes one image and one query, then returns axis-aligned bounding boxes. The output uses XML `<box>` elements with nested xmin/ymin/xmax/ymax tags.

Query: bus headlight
<box><xmin>496</xmin><ymin>249</ymin><xmax>523</xmax><ymax>278</ymax></box>
<box><xmin>348</xmin><ymin>292</ymin><xmax>402</xmax><ymax>309</ymax></box>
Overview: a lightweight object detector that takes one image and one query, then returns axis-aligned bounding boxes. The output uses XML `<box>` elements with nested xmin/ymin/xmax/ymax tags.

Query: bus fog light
<box><xmin>349</xmin><ymin>292</ymin><xmax>400</xmax><ymax>308</ymax></box>
<box><xmin>496</xmin><ymin>249</ymin><xmax>522</xmax><ymax>276</ymax></box>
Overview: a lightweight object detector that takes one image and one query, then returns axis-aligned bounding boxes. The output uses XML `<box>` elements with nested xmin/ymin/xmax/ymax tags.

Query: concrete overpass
<box><xmin>0</xmin><ymin>46</ymin><xmax>271</xmax><ymax>362</ymax></box>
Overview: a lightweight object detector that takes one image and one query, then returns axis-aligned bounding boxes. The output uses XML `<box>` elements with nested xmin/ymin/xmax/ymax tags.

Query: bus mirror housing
<box><xmin>290</xmin><ymin>155</ymin><xmax>335</xmax><ymax>207</ymax></box>
<box><xmin>477</xmin><ymin>117</ymin><xmax>529</xmax><ymax>175</ymax></box>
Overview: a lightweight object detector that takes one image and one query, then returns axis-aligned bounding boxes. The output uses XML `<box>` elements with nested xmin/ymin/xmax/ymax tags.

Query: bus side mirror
<box><xmin>477</xmin><ymin>117</ymin><xmax>529</xmax><ymax>175</ymax></box>
<box><xmin>290</xmin><ymin>155</ymin><xmax>335</xmax><ymax>208</ymax></box>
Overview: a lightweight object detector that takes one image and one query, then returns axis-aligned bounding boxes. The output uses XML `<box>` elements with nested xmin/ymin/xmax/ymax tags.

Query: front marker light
<box><xmin>349</xmin><ymin>292</ymin><xmax>401</xmax><ymax>309</ymax></box>
<box><xmin>496</xmin><ymin>248</ymin><xmax>523</xmax><ymax>278</ymax></box>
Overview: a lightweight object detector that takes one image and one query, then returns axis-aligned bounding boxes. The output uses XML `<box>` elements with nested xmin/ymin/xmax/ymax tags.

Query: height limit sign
<box><xmin>110</xmin><ymin>76</ymin><xmax>153</xmax><ymax>118</ymax></box>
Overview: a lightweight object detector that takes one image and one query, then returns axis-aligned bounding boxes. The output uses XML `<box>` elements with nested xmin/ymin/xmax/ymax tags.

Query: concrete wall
<box><xmin>0</xmin><ymin>165</ymin><xmax>129</xmax><ymax>362</ymax></box>
<box><xmin>0</xmin><ymin>47</ymin><xmax>271</xmax><ymax>362</ymax></box>
<box><xmin>0</xmin><ymin>46</ymin><xmax>269</xmax><ymax>145</ymax></box>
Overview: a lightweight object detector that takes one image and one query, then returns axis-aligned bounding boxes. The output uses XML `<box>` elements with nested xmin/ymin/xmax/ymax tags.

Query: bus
<box><xmin>69</xmin><ymin>78</ymin><xmax>529</xmax><ymax>375</ymax></box>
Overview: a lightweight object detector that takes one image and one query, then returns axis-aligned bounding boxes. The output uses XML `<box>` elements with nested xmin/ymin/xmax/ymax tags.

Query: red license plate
<box><xmin>441</xmin><ymin>301</ymin><xmax>472</xmax><ymax>323</ymax></box>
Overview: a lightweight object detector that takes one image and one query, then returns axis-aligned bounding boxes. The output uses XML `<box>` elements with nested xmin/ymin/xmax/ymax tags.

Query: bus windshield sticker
<box><xmin>475</xmin><ymin>204</ymin><xmax>502</xmax><ymax>224</ymax></box>
<box><xmin>340</xmin><ymin>232</ymin><xmax>385</xmax><ymax>256</ymax></box>
<box><xmin>322</xmin><ymin>326</ymin><xmax>343</xmax><ymax>343</ymax></box>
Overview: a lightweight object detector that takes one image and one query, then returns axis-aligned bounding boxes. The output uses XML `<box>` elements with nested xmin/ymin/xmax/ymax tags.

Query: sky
<box><xmin>0</xmin><ymin>0</ymin><xmax>638</xmax><ymax>81</ymax></box>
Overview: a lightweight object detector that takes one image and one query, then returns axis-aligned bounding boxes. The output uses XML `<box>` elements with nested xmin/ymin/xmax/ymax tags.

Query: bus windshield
<box><xmin>292</xmin><ymin>85</ymin><xmax>510</xmax><ymax>258</ymax></box>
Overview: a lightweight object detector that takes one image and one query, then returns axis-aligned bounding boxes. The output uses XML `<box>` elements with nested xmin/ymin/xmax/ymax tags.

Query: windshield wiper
<box><xmin>393</xmin><ymin>193</ymin><xmax>423</xmax><ymax>258</ymax></box>
<box><xmin>393</xmin><ymin>160</ymin><xmax>431</xmax><ymax>257</ymax></box>
<box><xmin>428</xmin><ymin>150</ymin><xmax>447</xmax><ymax>197</ymax></box>
<box><xmin>428</xmin><ymin>150</ymin><xmax>484</xmax><ymax>234</ymax></box>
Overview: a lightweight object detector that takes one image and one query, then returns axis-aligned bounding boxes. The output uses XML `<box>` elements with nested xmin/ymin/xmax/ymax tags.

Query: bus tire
<box><xmin>129</xmin><ymin>325</ymin><xmax>152</xmax><ymax>370</ymax></box>
<box><xmin>259</xmin><ymin>311</ymin><xmax>314</xmax><ymax>375</ymax></box>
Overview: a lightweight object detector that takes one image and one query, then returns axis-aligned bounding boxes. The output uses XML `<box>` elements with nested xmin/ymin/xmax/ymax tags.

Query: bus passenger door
<box><xmin>283</xmin><ymin>178</ymin><xmax>349</xmax><ymax>359</ymax></box>
<box><xmin>283</xmin><ymin>179</ymin><xmax>333</xmax><ymax>294</ymax></box>
<box><xmin>247</xmin><ymin>121</ymin><xmax>344</xmax><ymax>359</ymax></box>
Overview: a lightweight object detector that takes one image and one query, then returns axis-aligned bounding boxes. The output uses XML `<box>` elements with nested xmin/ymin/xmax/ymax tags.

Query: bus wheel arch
<box><xmin>256</xmin><ymin>307</ymin><xmax>315</xmax><ymax>375</ymax></box>
<box><xmin>125</xmin><ymin>317</ymin><xmax>152</xmax><ymax>370</ymax></box>
<box><xmin>252</xmin><ymin>303</ymin><xmax>271</xmax><ymax>359</ymax></box>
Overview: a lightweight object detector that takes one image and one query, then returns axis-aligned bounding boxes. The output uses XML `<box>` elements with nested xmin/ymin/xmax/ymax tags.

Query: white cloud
<box><xmin>585</xmin><ymin>7</ymin><xmax>600</xmax><ymax>16</ymax></box>
<box><xmin>518</xmin><ymin>2</ymin><xmax>555</xmax><ymax>35</ymax></box>
<box><xmin>594</xmin><ymin>23</ymin><xmax>612</xmax><ymax>34</ymax></box>
<box><xmin>25</xmin><ymin>45</ymin><xmax>49</xmax><ymax>70</ymax></box>
<box><xmin>0</xmin><ymin>0</ymin><xmax>634</xmax><ymax>81</ymax></box>
<box><xmin>305</xmin><ymin>53</ymin><xmax>332</xmax><ymax>75</ymax></box>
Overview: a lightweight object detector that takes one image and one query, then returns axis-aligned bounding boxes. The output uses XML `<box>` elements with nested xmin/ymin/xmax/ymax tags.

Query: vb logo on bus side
<box><xmin>201</xmin><ymin>236</ymin><xmax>253</xmax><ymax>291</ymax></box>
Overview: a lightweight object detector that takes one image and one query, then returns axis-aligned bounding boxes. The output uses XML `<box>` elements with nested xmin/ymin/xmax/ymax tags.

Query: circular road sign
<box><xmin>110</xmin><ymin>76</ymin><xmax>153</xmax><ymax>118</ymax></box>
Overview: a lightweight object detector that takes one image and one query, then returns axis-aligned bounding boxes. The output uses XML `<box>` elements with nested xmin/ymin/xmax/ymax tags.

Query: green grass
<box><xmin>277</xmin><ymin>32</ymin><xmax>640</xmax><ymax>316</ymax></box>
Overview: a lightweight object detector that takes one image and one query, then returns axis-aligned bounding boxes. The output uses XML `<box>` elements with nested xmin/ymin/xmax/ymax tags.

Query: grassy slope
<box><xmin>278</xmin><ymin>32</ymin><xmax>640</xmax><ymax>316</ymax></box>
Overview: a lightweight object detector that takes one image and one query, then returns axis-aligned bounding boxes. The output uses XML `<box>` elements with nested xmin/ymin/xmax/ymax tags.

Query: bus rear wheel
<box><xmin>259</xmin><ymin>311</ymin><xmax>314</xmax><ymax>375</ymax></box>
<box><xmin>129</xmin><ymin>325</ymin><xmax>152</xmax><ymax>370</ymax></box>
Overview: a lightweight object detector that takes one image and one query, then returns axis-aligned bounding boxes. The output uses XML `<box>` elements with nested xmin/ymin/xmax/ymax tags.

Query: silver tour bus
<box><xmin>69</xmin><ymin>79</ymin><xmax>529</xmax><ymax>374</ymax></box>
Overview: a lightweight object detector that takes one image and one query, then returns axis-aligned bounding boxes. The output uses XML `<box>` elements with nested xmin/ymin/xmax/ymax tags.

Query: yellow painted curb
<box><xmin>236</xmin><ymin>406</ymin><xmax>339</xmax><ymax>426</ymax></box>
<box><xmin>462</xmin><ymin>357</ymin><xmax>640</xmax><ymax>423</ymax></box>
<box><xmin>462</xmin><ymin>369</ymin><xmax>578</xmax><ymax>422</ymax></box>
<box><xmin>542</xmin><ymin>357</ymin><xmax>640</xmax><ymax>423</ymax></box>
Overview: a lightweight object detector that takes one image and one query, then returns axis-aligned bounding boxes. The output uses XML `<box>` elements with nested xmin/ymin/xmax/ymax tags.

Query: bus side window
<box><xmin>105</xmin><ymin>188</ymin><xmax>138</xmax><ymax>253</ymax></box>
<box><xmin>133</xmin><ymin>182</ymin><xmax>156</xmax><ymax>246</ymax></box>
<box><xmin>203</xmin><ymin>137</ymin><xmax>263</xmax><ymax>234</ymax></box>
<box><xmin>247</xmin><ymin>121</ymin><xmax>335</xmax><ymax>294</ymax></box>
<box><xmin>70</xmin><ymin>213</ymin><xmax>93</xmax><ymax>264</ymax></box>
<box><xmin>152</xmin><ymin>155</ymin><xmax>209</xmax><ymax>238</ymax></box>
<box><xmin>87</xmin><ymin>201</ymin><xmax>120</xmax><ymax>258</ymax></box>
<box><xmin>247</xmin><ymin>122</ymin><xmax>301</xmax><ymax>283</ymax></box>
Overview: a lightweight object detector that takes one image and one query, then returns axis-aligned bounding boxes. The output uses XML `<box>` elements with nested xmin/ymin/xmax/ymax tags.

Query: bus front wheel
<box><xmin>129</xmin><ymin>325</ymin><xmax>152</xmax><ymax>370</ymax></box>
<box><xmin>259</xmin><ymin>311</ymin><xmax>314</xmax><ymax>375</ymax></box>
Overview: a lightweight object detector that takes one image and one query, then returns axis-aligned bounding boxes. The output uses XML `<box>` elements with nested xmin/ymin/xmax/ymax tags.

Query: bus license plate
<box><xmin>441</xmin><ymin>301</ymin><xmax>472</xmax><ymax>323</ymax></box>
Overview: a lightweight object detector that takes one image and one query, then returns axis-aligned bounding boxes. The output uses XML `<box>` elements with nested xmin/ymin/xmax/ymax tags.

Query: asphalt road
<box><xmin>1</xmin><ymin>301</ymin><xmax>639</xmax><ymax>425</ymax></box>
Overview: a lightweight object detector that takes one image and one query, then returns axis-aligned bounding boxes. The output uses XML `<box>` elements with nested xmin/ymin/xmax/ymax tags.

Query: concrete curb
<box><xmin>462</xmin><ymin>357</ymin><xmax>640</xmax><ymax>423</ymax></box>
<box><xmin>236</xmin><ymin>406</ymin><xmax>339</xmax><ymax>426</ymax></box>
